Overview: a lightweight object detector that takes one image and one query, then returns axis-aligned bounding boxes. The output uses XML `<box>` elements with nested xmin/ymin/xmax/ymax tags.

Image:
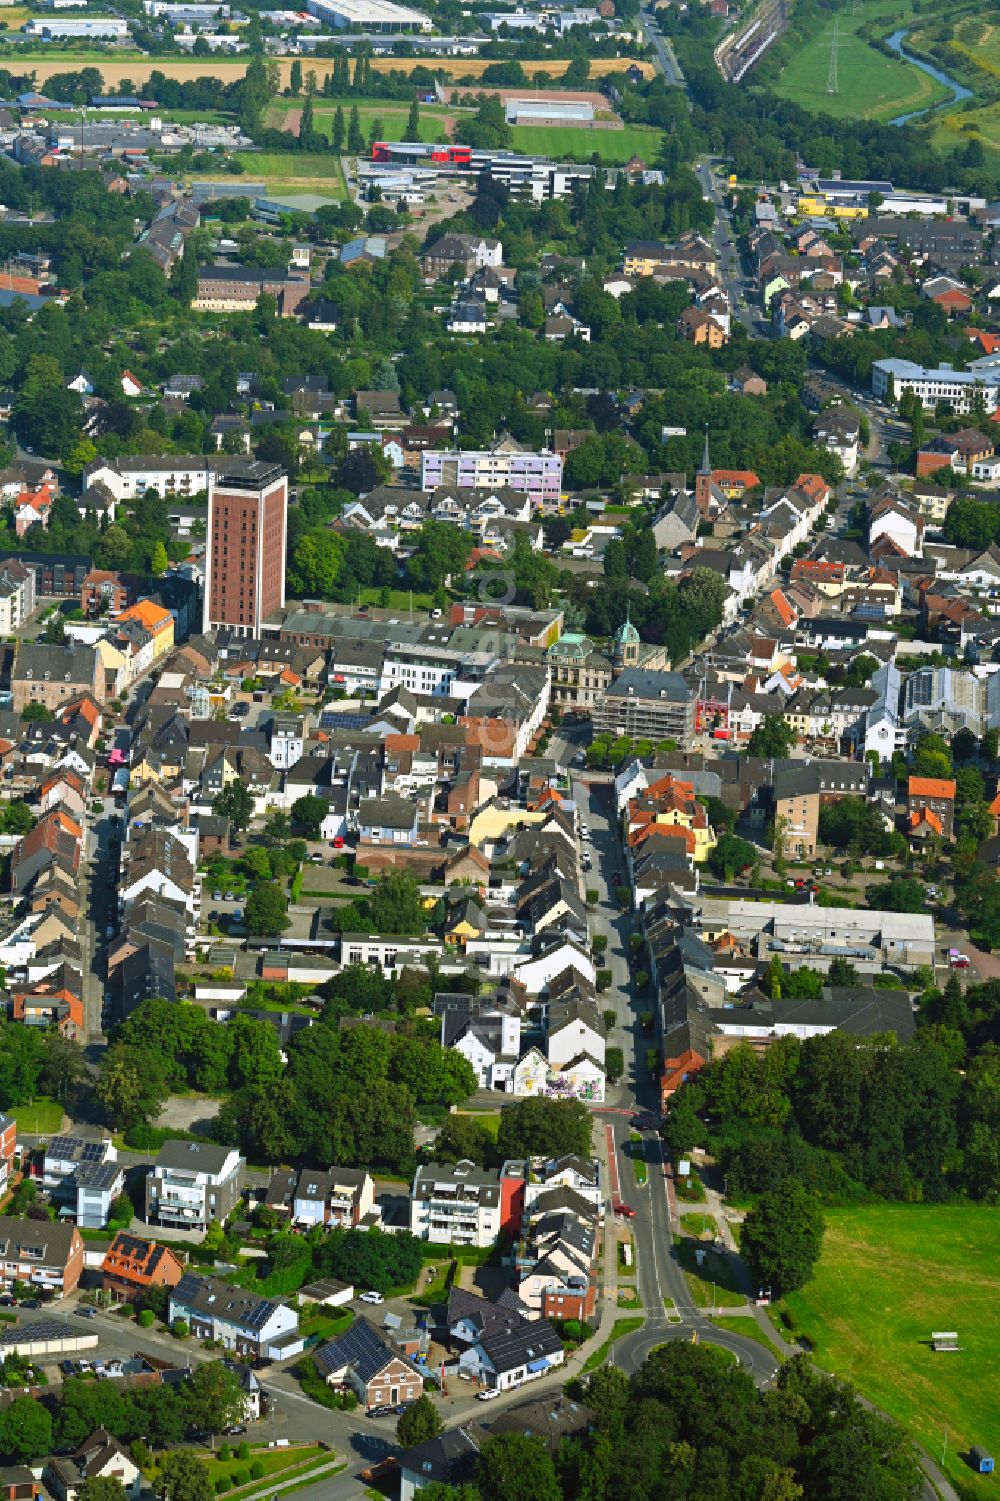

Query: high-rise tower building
<box><xmin>203</xmin><ymin>462</ymin><xmax>287</xmax><ymax>638</ymax></box>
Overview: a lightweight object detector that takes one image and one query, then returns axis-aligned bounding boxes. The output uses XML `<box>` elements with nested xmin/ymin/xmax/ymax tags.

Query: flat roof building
<box><xmin>306</xmin><ymin>0</ymin><xmax>431</xmax><ymax>28</ymax></box>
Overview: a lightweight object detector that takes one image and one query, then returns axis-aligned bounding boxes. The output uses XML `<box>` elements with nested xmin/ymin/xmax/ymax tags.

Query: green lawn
<box><xmin>357</xmin><ymin>586</ymin><xmax>437</xmax><ymax>610</ymax></box>
<box><xmin>451</xmin><ymin>1109</ymin><xmax>502</xmax><ymax>1139</ymax></box>
<box><xmin>629</xmin><ymin>1131</ymin><xmax>648</xmax><ymax>1186</ymax></box>
<box><xmin>710</xmin><ymin>1313</ymin><xmax>784</xmax><ymax>1360</ymax></box>
<box><xmin>9</xmin><ymin>1098</ymin><xmax>64</xmax><ymax>1135</ymax></box>
<box><xmin>772</xmin><ymin>0</ymin><xmax>949</xmax><ymax>121</ymax></box>
<box><xmin>268</xmin><ymin>97</ymin><xmax>456</xmax><ymax>145</ymax></box>
<box><xmin>780</xmin><ymin>1205</ymin><xmax>1000</xmax><ymax>1501</ymax></box>
<box><xmin>582</xmin><ymin>1316</ymin><xmax>644</xmax><ymax>1372</ymax></box>
<box><xmin>675</xmin><ymin>1237</ymin><xmax>747</xmax><ymax>1308</ymax></box>
<box><xmin>511</xmin><ymin>123</ymin><xmax>663</xmax><ymax>163</ymax></box>
<box><xmin>680</xmin><ymin>1212</ymin><xmax>717</xmax><ymax>1239</ymax></box>
<box><xmin>300</xmin><ymin>1308</ymin><xmax>353</xmax><ymax>1342</ymax></box>
<box><xmin>194</xmin><ymin>1445</ymin><xmax>326</xmax><ymax>1492</ymax></box>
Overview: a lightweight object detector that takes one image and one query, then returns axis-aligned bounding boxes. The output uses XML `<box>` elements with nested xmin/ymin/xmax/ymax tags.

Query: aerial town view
<box><xmin>0</xmin><ymin>0</ymin><xmax>995</xmax><ymax>1494</ymax></box>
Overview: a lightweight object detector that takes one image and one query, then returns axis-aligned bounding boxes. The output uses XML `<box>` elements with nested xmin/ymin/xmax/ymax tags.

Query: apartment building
<box><xmin>144</xmin><ymin>1141</ymin><xmax>243</xmax><ymax>1231</ymax></box>
<box><xmin>204</xmin><ymin>462</ymin><xmax>288</xmax><ymax>638</ymax></box>
<box><xmin>0</xmin><ymin>560</ymin><xmax>35</xmax><ymax>636</ymax></box>
<box><xmin>0</xmin><ymin>1116</ymin><xmax>15</xmax><ymax>1200</ymax></box>
<box><xmin>421</xmin><ymin>437</ymin><xmax>562</xmax><ymax>510</ymax></box>
<box><xmin>410</xmin><ymin>1159</ymin><xmax>503</xmax><ymax>1247</ymax></box>
<box><xmin>593</xmin><ymin>669</ymin><xmax>696</xmax><ymax>748</ymax></box>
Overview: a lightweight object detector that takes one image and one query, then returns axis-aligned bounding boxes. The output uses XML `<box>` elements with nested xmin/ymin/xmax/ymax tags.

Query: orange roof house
<box><xmin>101</xmin><ymin>1232</ymin><xmax>184</xmax><ymax>1303</ymax></box>
<box><xmin>662</xmin><ymin>1047</ymin><xmax>707</xmax><ymax>1106</ymax></box>
<box><xmin>794</xmin><ymin>472</ymin><xmax>832</xmax><ymax>506</ymax></box>
<box><xmin>14</xmin><ymin>484</ymin><xmax>54</xmax><ymax>537</ymax></box>
<box><xmin>768</xmin><ymin>588</ymin><xmax>796</xmax><ymax>627</ymax></box>
<box><xmin>908</xmin><ymin>776</ymin><xmax>956</xmax><ymax>802</ymax></box>
<box><xmin>117</xmin><ymin>599</ymin><xmax>174</xmax><ymax>661</ymax></box>
<box><xmin>907</xmin><ymin>775</ymin><xmax>955</xmax><ymax>841</ymax></box>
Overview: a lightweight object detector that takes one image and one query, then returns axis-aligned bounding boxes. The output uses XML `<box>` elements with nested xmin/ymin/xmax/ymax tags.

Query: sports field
<box><xmin>780</xmin><ymin>1205</ymin><xmax>1000</xmax><ymax>1500</ymax></box>
<box><xmin>772</xmin><ymin>0</ymin><xmax>948</xmax><ymax>121</ymax></box>
<box><xmin>192</xmin><ymin>151</ymin><xmax>346</xmax><ymax>201</ymax></box>
<box><xmin>511</xmin><ymin>123</ymin><xmax>661</xmax><ymax>162</ymax></box>
<box><xmin>266</xmin><ymin>97</ymin><xmax>456</xmax><ymax>144</ymax></box>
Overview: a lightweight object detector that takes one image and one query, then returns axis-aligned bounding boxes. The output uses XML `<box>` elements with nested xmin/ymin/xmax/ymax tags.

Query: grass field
<box><xmin>195</xmin><ymin>1445</ymin><xmax>325</xmax><ymax>1492</ymax></box>
<box><xmin>9</xmin><ymin>1097</ymin><xmax>64</xmax><ymax>1134</ymax></box>
<box><xmin>675</xmin><ymin>1236</ymin><xmax>747</xmax><ymax>1308</ymax></box>
<box><xmin>772</xmin><ymin>0</ymin><xmax>948</xmax><ymax>121</ymax></box>
<box><xmin>581</xmin><ymin>1316</ymin><xmax>644</xmax><ymax>1372</ymax></box>
<box><xmin>192</xmin><ymin>151</ymin><xmax>346</xmax><ymax>201</ymax></box>
<box><xmin>710</xmin><ymin>1313</ymin><xmax>784</xmax><ymax>1359</ymax></box>
<box><xmin>511</xmin><ymin>123</ymin><xmax>662</xmax><ymax>163</ymax></box>
<box><xmin>779</xmin><ymin>1206</ymin><xmax>1000</xmax><ymax>1501</ymax></box>
<box><xmin>266</xmin><ymin>96</ymin><xmax>457</xmax><ymax>144</ymax></box>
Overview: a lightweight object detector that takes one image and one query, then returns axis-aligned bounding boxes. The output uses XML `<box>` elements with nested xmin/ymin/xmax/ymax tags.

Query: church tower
<box><xmin>695</xmin><ymin>430</ymin><xmax>712</xmax><ymax>514</ymax></box>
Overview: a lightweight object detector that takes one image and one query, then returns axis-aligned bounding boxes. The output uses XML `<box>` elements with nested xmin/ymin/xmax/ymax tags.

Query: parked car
<box><xmin>212</xmin><ymin>890</ymin><xmax>222</xmax><ymax>901</ymax></box>
<box><xmin>368</xmin><ymin>1405</ymin><xmax>394</xmax><ymax>1418</ymax></box>
<box><xmin>232</xmin><ymin>908</ymin><xmax>243</xmax><ymax>921</ymax></box>
<box><xmin>60</xmin><ymin>1359</ymin><xmax>75</xmax><ymax>1375</ymax></box>
<box><xmin>19</xmin><ymin>1298</ymin><xmax>40</xmax><ymax>1309</ymax></box>
<box><xmin>331</xmin><ymin>836</ymin><xmax>345</xmax><ymax>849</ymax></box>
<box><xmin>359</xmin><ymin>1290</ymin><xmax>384</xmax><ymax>1305</ymax></box>
<box><xmin>612</xmin><ymin>1202</ymin><xmax>636</xmax><ymax>1219</ymax></box>
<box><xmin>477</xmin><ymin>1388</ymin><xmax>501</xmax><ymax>1401</ymax></box>
<box><xmin>75</xmin><ymin>1306</ymin><xmax>97</xmax><ymax>1319</ymax></box>
<box><xmin>224</xmin><ymin>891</ymin><xmax>235</xmax><ymax>901</ymax></box>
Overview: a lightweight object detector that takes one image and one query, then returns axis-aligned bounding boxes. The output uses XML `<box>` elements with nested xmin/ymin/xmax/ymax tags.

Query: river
<box><xmin>885</xmin><ymin>26</ymin><xmax>972</xmax><ymax>126</ymax></box>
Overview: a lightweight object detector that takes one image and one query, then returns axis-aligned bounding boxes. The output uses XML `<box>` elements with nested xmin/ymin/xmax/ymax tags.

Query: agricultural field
<box><xmin>13</xmin><ymin>54</ymin><xmax>653</xmax><ymax>92</ymax></box>
<box><xmin>368</xmin><ymin>56</ymin><xmax>655</xmax><ymax>81</ymax></box>
<box><xmin>772</xmin><ymin>0</ymin><xmax>948</xmax><ymax>121</ymax></box>
<box><xmin>780</xmin><ymin>1205</ymin><xmax>1000</xmax><ymax>1501</ymax></box>
<box><xmin>511</xmin><ymin>122</ymin><xmax>662</xmax><ymax>162</ymax></box>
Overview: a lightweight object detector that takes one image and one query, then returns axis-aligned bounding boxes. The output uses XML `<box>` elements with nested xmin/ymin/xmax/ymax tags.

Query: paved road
<box><xmin>639</xmin><ymin>10</ymin><xmax>684</xmax><ymax>88</ymax></box>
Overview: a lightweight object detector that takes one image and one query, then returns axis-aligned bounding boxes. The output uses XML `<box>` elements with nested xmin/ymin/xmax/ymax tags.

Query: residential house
<box><xmin>0</xmin><ymin>1214</ymin><xmax>84</xmax><ymax>1294</ymax></box>
<box><xmin>100</xmin><ymin>1232</ymin><xmax>185</xmax><ymax>1304</ymax></box>
<box><xmin>907</xmin><ymin>774</ymin><xmax>956</xmax><ymax>841</ymax></box>
<box><xmin>144</xmin><ymin>1140</ymin><xmax>243</xmax><ymax>1231</ymax></box>
<box><xmin>168</xmin><ymin>1271</ymin><xmax>303</xmax><ymax>1360</ymax></box>
<box><xmin>314</xmin><ymin>1317</ymin><xmax>424</xmax><ymax>1412</ymax></box>
<box><xmin>47</xmin><ymin>1432</ymin><xmax>141</xmax><ymax>1501</ymax></box>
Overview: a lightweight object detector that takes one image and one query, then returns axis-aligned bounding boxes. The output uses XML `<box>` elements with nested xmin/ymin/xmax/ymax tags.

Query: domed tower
<box><xmin>612</xmin><ymin>607</ymin><xmax>640</xmax><ymax>672</ymax></box>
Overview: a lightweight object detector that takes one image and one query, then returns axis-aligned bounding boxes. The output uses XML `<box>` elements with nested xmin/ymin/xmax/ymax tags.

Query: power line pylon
<box><xmin>826</xmin><ymin>15</ymin><xmax>840</xmax><ymax>94</ymax></box>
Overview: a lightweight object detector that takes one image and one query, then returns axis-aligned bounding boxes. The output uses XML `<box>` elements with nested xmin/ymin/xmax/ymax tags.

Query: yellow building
<box><xmin>117</xmin><ymin>599</ymin><xmax>175</xmax><ymax>662</ymax></box>
<box><xmin>468</xmin><ymin>802</ymin><xmax>546</xmax><ymax>849</ymax></box>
